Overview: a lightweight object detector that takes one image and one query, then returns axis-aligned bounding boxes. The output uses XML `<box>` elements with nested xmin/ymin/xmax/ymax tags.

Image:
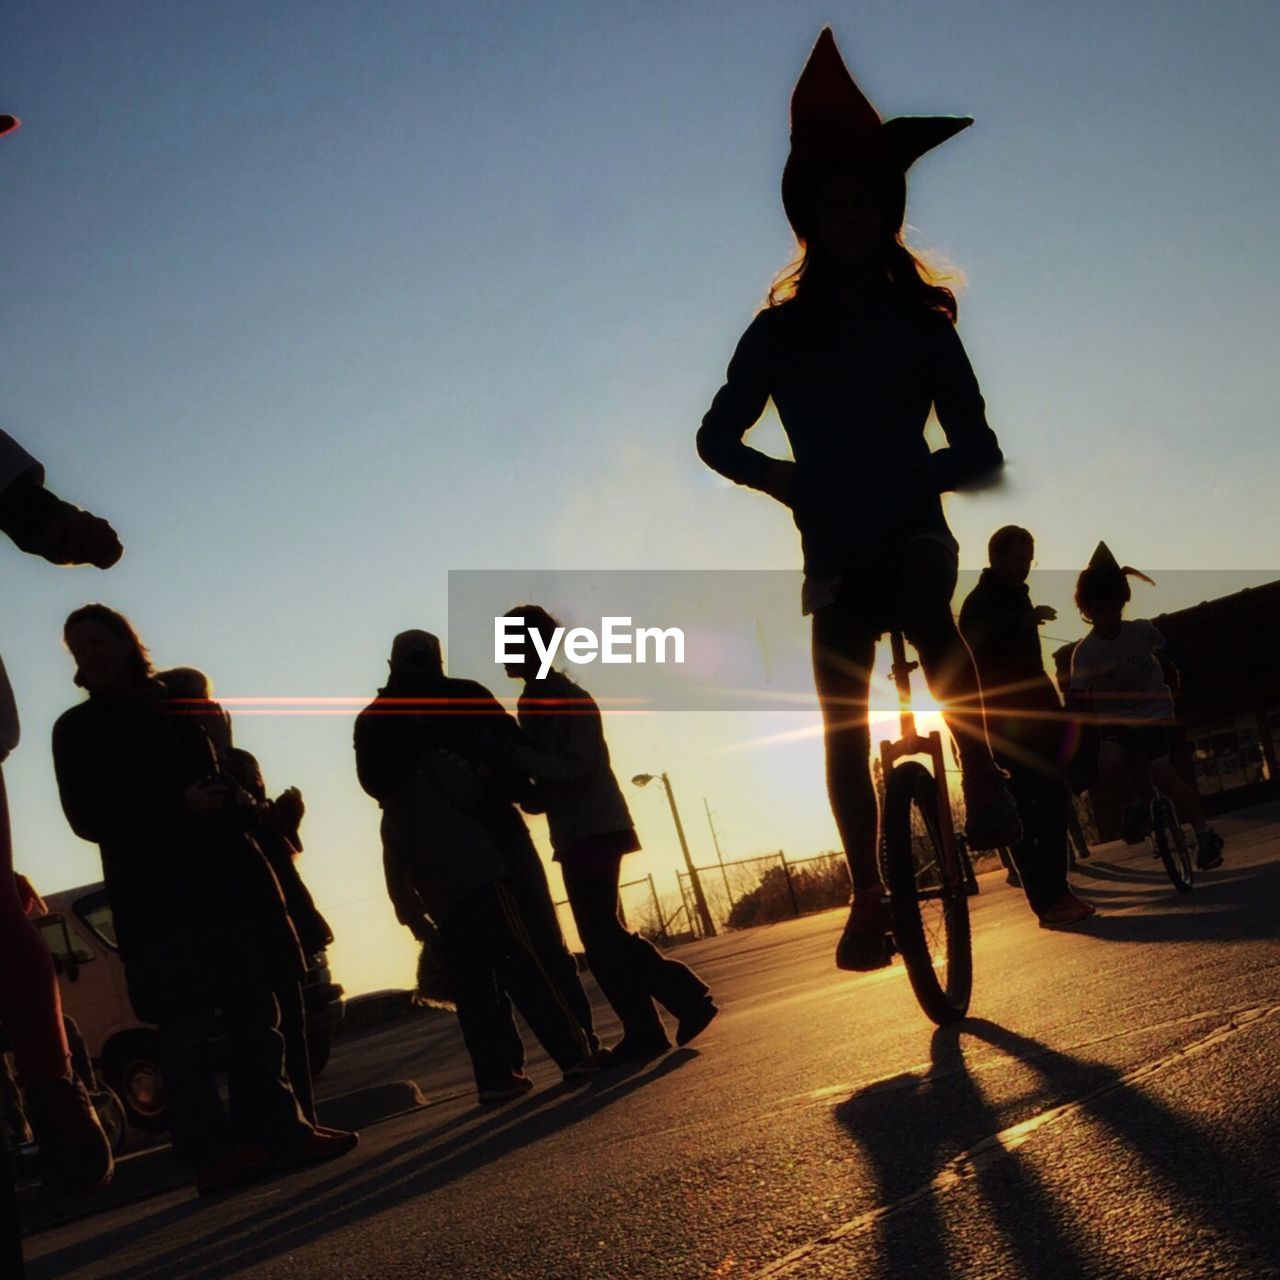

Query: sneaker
<box><xmin>477</xmin><ymin>1074</ymin><xmax>534</xmax><ymax>1106</ymax></box>
<box><xmin>196</xmin><ymin>1142</ymin><xmax>272</xmax><ymax>1196</ymax></box>
<box><xmin>272</xmin><ymin>1126</ymin><xmax>360</xmax><ymax>1171</ymax></box>
<box><xmin>24</xmin><ymin>1074</ymin><xmax>114</xmax><ymax>1194</ymax></box>
<box><xmin>1120</xmin><ymin>801</ymin><xmax>1150</xmax><ymax>845</ymax></box>
<box><xmin>562</xmin><ymin>1050</ymin><xmax>610</xmax><ymax>1084</ymax></box>
<box><xmin>600</xmin><ymin>1034</ymin><xmax>671</xmax><ymax>1068</ymax></box>
<box><xmin>675</xmin><ymin>995</ymin><xmax>719</xmax><ymax>1048</ymax></box>
<box><xmin>834</xmin><ymin>899</ymin><xmax>893</xmax><ymax>972</ymax></box>
<box><xmin>962</xmin><ymin>767</ymin><xmax>1023</xmax><ymax>852</ymax></box>
<box><xmin>1038</xmin><ymin>891</ymin><xmax>1097</xmax><ymax>928</ymax></box>
<box><xmin>1196</xmin><ymin>828</ymin><xmax>1225</xmax><ymax>870</ymax></box>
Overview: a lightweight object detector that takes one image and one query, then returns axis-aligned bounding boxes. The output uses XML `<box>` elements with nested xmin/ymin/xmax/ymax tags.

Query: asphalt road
<box><xmin>24</xmin><ymin>804</ymin><xmax>1280</xmax><ymax>1280</ymax></box>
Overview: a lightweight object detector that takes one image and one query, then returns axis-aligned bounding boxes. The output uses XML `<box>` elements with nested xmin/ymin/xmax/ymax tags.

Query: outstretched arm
<box><xmin>0</xmin><ymin>430</ymin><xmax>122</xmax><ymax>568</ymax></box>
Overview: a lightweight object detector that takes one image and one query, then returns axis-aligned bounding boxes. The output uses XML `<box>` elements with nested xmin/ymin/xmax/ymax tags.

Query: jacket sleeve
<box><xmin>0</xmin><ymin>431</ymin><xmax>92</xmax><ymax>562</ymax></box>
<box><xmin>925</xmin><ymin>319</ymin><xmax>1004</xmax><ymax>493</ymax></box>
<box><xmin>695</xmin><ymin>316</ymin><xmax>776</xmax><ymax>491</ymax></box>
<box><xmin>0</xmin><ymin>654</ymin><xmax>18</xmax><ymax>764</ymax></box>
<box><xmin>52</xmin><ymin>709</ymin><xmax>184</xmax><ymax>845</ymax></box>
<box><xmin>353</xmin><ymin>706</ymin><xmax>400</xmax><ymax>803</ymax></box>
<box><xmin>510</xmin><ymin>697</ymin><xmax>601</xmax><ymax>784</ymax></box>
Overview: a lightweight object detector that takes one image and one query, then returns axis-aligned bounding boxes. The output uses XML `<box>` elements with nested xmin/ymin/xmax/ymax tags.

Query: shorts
<box><xmin>805</xmin><ymin>537</ymin><xmax>959</xmax><ymax>634</ymax></box>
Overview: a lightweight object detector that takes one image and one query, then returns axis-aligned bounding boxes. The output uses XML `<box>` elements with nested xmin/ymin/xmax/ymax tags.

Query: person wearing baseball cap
<box><xmin>356</xmin><ymin>630</ymin><xmax>603</xmax><ymax>1101</ymax></box>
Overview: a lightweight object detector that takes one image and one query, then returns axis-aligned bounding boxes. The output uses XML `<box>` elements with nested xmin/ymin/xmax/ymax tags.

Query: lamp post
<box><xmin>632</xmin><ymin>771</ymin><xmax>716</xmax><ymax>938</ymax></box>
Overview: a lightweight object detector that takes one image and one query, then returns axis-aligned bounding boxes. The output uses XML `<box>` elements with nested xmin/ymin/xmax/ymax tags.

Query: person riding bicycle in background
<box><xmin>1067</xmin><ymin>543</ymin><xmax>1225</xmax><ymax>871</ymax></box>
<box><xmin>695</xmin><ymin>29</ymin><xmax>1020</xmax><ymax>971</ymax></box>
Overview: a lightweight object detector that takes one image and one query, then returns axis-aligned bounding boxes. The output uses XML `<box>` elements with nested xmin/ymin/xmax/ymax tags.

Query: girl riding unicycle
<box><xmin>697</xmin><ymin>29</ymin><xmax>1021</xmax><ymax>973</ymax></box>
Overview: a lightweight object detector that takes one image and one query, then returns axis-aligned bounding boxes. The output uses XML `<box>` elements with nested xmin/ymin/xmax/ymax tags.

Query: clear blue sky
<box><xmin>4</xmin><ymin>1</ymin><xmax>1278</xmax><ymax>993</ymax></box>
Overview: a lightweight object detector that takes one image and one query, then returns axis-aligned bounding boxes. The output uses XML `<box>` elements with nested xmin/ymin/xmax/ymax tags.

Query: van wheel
<box><xmin>102</xmin><ymin>1033</ymin><xmax>169</xmax><ymax>1133</ymax></box>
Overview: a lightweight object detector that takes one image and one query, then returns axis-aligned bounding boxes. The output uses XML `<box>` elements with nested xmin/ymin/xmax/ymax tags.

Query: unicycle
<box><xmin>878</xmin><ymin>630</ymin><xmax>973</xmax><ymax>1025</ymax></box>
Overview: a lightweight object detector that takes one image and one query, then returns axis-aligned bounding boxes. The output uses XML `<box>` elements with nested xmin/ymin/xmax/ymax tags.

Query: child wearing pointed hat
<box><xmin>697</xmin><ymin>29</ymin><xmax>1021</xmax><ymax>969</ymax></box>
<box><xmin>1068</xmin><ymin>543</ymin><xmax>1224</xmax><ymax>869</ymax></box>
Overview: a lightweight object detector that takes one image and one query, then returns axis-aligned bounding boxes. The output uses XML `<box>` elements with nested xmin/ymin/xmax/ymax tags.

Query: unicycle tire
<box><xmin>882</xmin><ymin>761</ymin><xmax>973</xmax><ymax>1024</ymax></box>
<box><xmin>1152</xmin><ymin>796</ymin><xmax>1194</xmax><ymax>893</ymax></box>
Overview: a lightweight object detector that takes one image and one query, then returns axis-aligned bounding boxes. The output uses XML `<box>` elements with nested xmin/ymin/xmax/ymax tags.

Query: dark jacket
<box><xmin>697</xmin><ymin>292</ymin><xmax>1003</xmax><ymax>576</ymax></box>
<box><xmin>224</xmin><ymin>747</ymin><xmax>333</xmax><ymax>958</ymax></box>
<box><xmin>52</xmin><ymin>684</ymin><xmax>304</xmax><ymax>1021</ymax></box>
<box><xmin>959</xmin><ymin>570</ymin><xmax>1065</xmax><ymax>768</ymax></box>
<box><xmin>512</xmin><ymin>670</ymin><xmax>634</xmax><ymax>856</ymax></box>
<box><xmin>353</xmin><ymin>673</ymin><xmax>528</xmax><ymax>811</ymax></box>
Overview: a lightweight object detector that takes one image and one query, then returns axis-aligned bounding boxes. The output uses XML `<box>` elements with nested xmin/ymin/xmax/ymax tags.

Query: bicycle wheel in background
<box><xmin>881</xmin><ymin>761</ymin><xmax>973</xmax><ymax>1024</ymax></box>
<box><xmin>1151</xmin><ymin>795</ymin><xmax>1194</xmax><ymax>893</ymax></box>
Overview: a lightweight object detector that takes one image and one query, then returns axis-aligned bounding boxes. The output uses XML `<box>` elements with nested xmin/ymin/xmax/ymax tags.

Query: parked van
<box><xmin>32</xmin><ymin>882</ymin><xmax>345</xmax><ymax>1135</ymax></box>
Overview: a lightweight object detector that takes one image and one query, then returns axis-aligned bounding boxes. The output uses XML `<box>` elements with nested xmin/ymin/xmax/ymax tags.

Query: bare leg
<box><xmin>811</xmin><ymin>607</ymin><xmax>881</xmax><ymax>895</ymax></box>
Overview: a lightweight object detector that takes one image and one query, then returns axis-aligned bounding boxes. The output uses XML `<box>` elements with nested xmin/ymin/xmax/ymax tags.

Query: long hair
<box><xmin>768</xmin><ymin>234</ymin><xmax>959</xmax><ymax>319</ymax></box>
<box><xmin>62</xmin><ymin>604</ymin><xmax>154</xmax><ymax>689</ymax></box>
<box><xmin>769</xmin><ymin>163</ymin><xmax>959</xmax><ymax>319</ymax></box>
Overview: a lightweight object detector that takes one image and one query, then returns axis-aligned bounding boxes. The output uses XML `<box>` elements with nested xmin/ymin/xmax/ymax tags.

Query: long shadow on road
<box><xmin>29</xmin><ymin>1052</ymin><xmax>698</xmax><ymax>1280</ymax></box>
<box><xmin>835</xmin><ymin>1015</ymin><xmax>1280</xmax><ymax>1279</ymax></box>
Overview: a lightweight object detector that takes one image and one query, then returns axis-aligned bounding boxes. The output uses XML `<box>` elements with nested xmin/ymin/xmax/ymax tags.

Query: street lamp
<box><xmin>632</xmin><ymin>772</ymin><xmax>717</xmax><ymax>938</ymax></box>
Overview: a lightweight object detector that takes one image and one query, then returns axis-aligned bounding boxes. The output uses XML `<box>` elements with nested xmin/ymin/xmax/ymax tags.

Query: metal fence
<box><xmin>677</xmin><ymin>850</ymin><xmax>852</xmax><ymax>934</ymax></box>
<box><xmin>555</xmin><ymin>874</ymin><xmax>675</xmax><ymax>952</ymax></box>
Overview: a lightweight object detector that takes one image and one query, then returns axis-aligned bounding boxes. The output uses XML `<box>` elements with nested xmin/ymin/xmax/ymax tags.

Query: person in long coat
<box><xmin>53</xmin><ymin>605</ymin><xmax>356</xmax><ymax>1190</ymax></box>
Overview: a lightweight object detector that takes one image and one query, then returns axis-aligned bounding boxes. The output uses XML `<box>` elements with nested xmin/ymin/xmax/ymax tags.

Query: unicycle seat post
<box><xmin>888</xmin><ymin>629</ymin><xmax>921</xmax><ymax>745</ymax></box>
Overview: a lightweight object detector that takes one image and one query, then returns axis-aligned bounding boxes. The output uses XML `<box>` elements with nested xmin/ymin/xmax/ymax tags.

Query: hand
<box><xmin>15</xmin><ymin>873</ymin><xmax>46</xmax><ymax>916</ymax></box>
<box><xmin>272</xmin><ymin>786</ymin><xmax>305</xmax><ymax>826</ymax></box>
<box><xmin>45</xmin><ymin>509</ymin><xmax>124</xmax><ymax>569</ymax></box>
<box><xmin>184</xmin><ymin>779</ymin><xmax>230</xmax><ymax>816</ymax></box>
<box><xmin>1033</xmin><ymin>605</ymin><xmax>1057</xmax><ymax>625</ymax></box>
<box><xmin>759</xmin><ymin>459</ymin><xmax>797</xmax><ymax>506</ymax></box>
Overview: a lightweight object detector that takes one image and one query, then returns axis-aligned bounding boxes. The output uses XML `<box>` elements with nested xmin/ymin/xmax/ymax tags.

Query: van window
<box><xmin>36</xmin><ymin>916</ymin><xmax>95</xmax><ymax>966</ymax></box>
<box><xmin>74</xmin><ymin>891</ymin><xmax>118</xmax><ymax>949</ymax></box>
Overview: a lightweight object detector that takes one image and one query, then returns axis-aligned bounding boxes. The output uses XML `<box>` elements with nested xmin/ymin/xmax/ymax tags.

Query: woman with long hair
<box><xmin>52</xmin><ymin>605</ymin><xmax>356</xmax><ymax>1192</ymax></box>
<box><xmin>696</xmin><ymin>30</ymin><xmax>1021</xmax><ymax>970</ymax></box>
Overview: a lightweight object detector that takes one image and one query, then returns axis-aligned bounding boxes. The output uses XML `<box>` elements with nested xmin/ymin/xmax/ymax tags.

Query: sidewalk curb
<box><xmin>19</xmin><ymin>1078</ymin><xmax>428</xmax><ymax>1237</ymax></box>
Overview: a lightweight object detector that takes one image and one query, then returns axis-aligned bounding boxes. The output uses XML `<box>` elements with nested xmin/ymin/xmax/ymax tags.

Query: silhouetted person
<box><xmin>354</xmin><ymin>631</ymin><xmax>600</xmax><ymax>1101</ymax></box>
<box><xmin>1</xmin><ymin>411</ymin><xmax>119</xmax><ymax>1234</ymax></box>
<box><xmin>156</xmin><ymin>667</ymin><xmax>339</xmax><ymax>1130</ymax></box>
<box><xmin>959</xmin><ymin>527</ymin><xmax>1095</xmax><ymax>925</ymax></box>
<box><xmin>696</xmin><ymin>29</ymin><xmax>1019</xmax><ymax>970</ymax></box>
<box><xmin>52</xmin><ymin>606</ymin><xmax>356</xmax><ymax>1192</ymax></box>
<box><xmin>503</xmin><ymin>605</ymin><xmax>717</xmax><ymax>1064</ymax></box>
<box><xmin>1068</xmin><ymin>544</ymin><xmax>1224</xmax><ymax>870</ymax></box>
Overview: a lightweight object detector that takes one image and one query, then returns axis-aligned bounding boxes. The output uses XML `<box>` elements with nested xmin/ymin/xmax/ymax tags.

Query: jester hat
<box><xmin>1076</xmin><ymin>541</ymin><xmax>1156</xmax><ymax>611</ymax></box>
<box><xmin>781</xmin><ymin>28</ymin><xmax>971</xmax><ymax>236</ymax></box>
<box><xmin>1088</xmin><ymin>541</ymin><xmax>1155</xmax><ymax>585</ymax></box>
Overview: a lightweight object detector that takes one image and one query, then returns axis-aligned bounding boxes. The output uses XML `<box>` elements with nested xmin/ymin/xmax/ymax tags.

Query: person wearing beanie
<box><xmin>696</xmin><ymin>29</ymin><xmax>1021</xmax><ymax>970</ymax></box>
